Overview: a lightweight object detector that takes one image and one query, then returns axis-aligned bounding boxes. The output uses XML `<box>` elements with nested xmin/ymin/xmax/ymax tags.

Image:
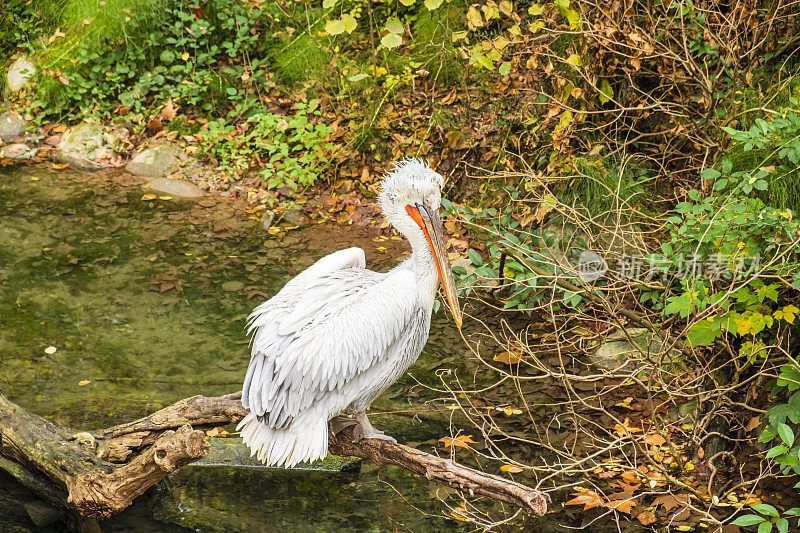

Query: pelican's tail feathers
<box><xmin>237</xmin><ymin>412</ymin><xmax>328</xmax><ymax>468</ymax></box>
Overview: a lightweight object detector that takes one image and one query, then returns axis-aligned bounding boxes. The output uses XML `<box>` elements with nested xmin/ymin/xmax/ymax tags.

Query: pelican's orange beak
<box><xmin>406</xmin><ymin>203</ymin><xmax>463</xmax><ymax>328</ymax></box>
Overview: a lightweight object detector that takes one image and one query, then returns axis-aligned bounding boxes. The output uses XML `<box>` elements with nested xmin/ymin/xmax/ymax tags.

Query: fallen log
<box><xmin>0</xmin><ymin>390</ymin><xmax>549</xmax><ymax>521</ymax></box>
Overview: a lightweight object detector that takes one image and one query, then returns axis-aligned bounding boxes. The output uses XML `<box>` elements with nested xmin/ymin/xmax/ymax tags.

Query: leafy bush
<box><xmin>33</xmin><ymin>0</ymin><xmax>266</xmax><ymax>118</ymax></box>
<box><xmin>200</xmin><ymin>99</ymin><xmax>334</xmax><ymax>193</ymax></box>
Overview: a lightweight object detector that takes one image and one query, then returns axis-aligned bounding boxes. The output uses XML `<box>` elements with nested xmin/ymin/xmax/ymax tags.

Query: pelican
<box><xmin>237</xmin><ymin>159</ymin><xmax>462</xmax><ymax>467</ymax></box>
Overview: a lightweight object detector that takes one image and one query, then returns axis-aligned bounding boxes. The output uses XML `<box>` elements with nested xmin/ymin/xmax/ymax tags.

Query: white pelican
<box><xmin>237</xmin><ymin>159</ymin><xmax>462</xmax><ymax>467</ymax></box>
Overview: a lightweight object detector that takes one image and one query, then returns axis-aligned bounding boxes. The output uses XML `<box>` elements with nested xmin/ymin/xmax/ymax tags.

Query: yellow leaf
<box><xmin>44</xmin><ymin>346</ymin><xmax>57</xmax><ymax>355</ymax></box>
<box><xmin>613</xmin><ymin>418</ymin><xmax>643</xmax><ymax>437</ymax></box>
<box><xmin>614</xmin><ymin>397</ymin><xmax>634</xmax><ymax>409</ymax></box>
<box><xmin>501</xmin><ymin>406</ymin><xmax>523</xmax><ymax>415</ymax></box>
<box><xmin>684</xmin><ymin>461</ymin><xmax>695</xmax><ymax>471</ymax></box>
<box><xmin>500</xmin><ymin>464</ymin><xmax>523</xmax><ymax>473</ymax></box>
<box><xmin>734</xmin><ymin>316</ymin><xmax>753</xmax><ymax>335</ymax></box>
<box><xmin>181</xmin><ymin>52</ymin><xmax>189</xmax><ymax>61</ymax></box>
<box><xmin>466</xmin><ymin>5</ymin><xmax>483</xmax><ymax>29</ymax></box>
<box><xmin>493</xmin><ymin>350</ymin><xmax>523</xmax><ymax>364</ymax></box>
<box><xmin>439</xmin><ymin>435</ymin><xmax>476</xmax><ymax>449</ymax></box>
<box><xmin>158</xmin><ymin>196</ymin><xmax>172</xmax><ymax>200</ymax></box>
<box><xmin>493</xmin><ymin>35</ymin><xmax>510</xmax><ymax>50</ymax></box>
<box><xmin>78</xmin><ymin>380</ymin><xmax>92</xmax><ymax>386</ymax></box>
<box><xmin>141</xmin><ymin>194</ymin><xmax>157</xmax><ymax>201</ymax></box>
<box><xmin>451</xmin><ymin>506</ymin><xmax>469</xmax><ymax>521</ymax></box>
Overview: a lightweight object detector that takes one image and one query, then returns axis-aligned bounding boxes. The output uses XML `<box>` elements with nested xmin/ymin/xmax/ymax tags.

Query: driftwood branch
<box><xmin>0</xmin><ymin>390</ymin><xmax>548</xmax><ymax>520</ymax></box>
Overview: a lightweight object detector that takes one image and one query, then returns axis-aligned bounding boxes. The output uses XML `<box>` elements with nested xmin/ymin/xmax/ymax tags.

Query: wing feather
<box><xmin>242</xmin><ymin>248</ymin><xmax>416</xmax><ymax>430</ymax></box>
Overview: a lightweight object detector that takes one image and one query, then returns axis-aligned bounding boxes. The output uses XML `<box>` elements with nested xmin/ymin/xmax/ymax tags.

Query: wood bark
<box><xmin>0</xmin><ymin>390</ymin><xmax>549</xmax><ymax>520</ymax></box>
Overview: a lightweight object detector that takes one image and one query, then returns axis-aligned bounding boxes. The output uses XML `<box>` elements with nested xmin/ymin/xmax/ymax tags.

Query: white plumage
<box><xmin>238</xmin><ymin>159</ymin><xmax>461</xmax><ymax>467</ymax></box>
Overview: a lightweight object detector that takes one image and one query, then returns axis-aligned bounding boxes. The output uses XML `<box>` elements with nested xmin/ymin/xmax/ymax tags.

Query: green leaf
<box><xmin>599</xmin><ymin>79</ymin><xmax>613</xmax><ymax>104</ymax></box>
<box><xmin>766</xmin><ymin>445</ymin><xmax>789</xmax><ymax>458</ymax></box>
<box><xmin>424</xmin><ymin>0</ymin><xmax>443</xmax><ymax>9</ymax></box>
<box><xmin>159</xmin><ymin>49</ymin><xmax>175</xmax><ymax>63</ymax></box>
<box><xmin>758</xmin><ymin>520</ymin><xmax>773</xmax><ymax>533</ymax></box>
<box><xmin>778</xmin><ymin>423</ymin><xmax>795</xmax><ymax>447</ymax></box>
<box><xmin>687</xmin><ymin>320</ymin><xmax>719</xmax><ymax>346</ymax></box>
<box><xmin>528</xmin><ymin>4</ymin><xmax>544</xmax><ymax>15</ymax></box>
<box><xmin>564</xmin><ymin>8</ymin><xmax>580</xmax><ymax>29</ymax></box>
<box><xmin>701</xmin><ymin>168</ymin><xmax>721</xmax><ymax>180</ymax></box>
<box><xmin>467</xmin><ymin>249</ymin><xmax>484</xmax><ymax>266</ymax></box>
<box><xmin>731</xmin><ymin>515</ymin><xmax>766</xmax><ymax>526</ymax></box>
<box><xmin>753</xmin><ymin>504</ymin><xmax>779</xmax><ymax>517</ymax></box>
<box><xmin>498</xmin><ymin>61</ymin><xmax>512</xmax><ymax>76</ymax></box>
<box><xmin>342</xmin><ymin>13</ymin><xmax>357</xmax><ymax>33</ymax></box>
<box><xmin>322</xmin><ymin>0</ymin><xmax>337</xmax><ymax>7</ymax></box>
<box><xmin>400</xmin><ymin>0</ymin><xmax>416</xmax><ymax>5</ymax></box>
<box><xmin>385</xmin><ymin>18</ymin><xmax>404</xmax><ymax>35</ymax></box>
<box><xmin>325</xmin><ymin>19</ymin><xmax>345</xmax><ymax>35</ymax></box>
<box><xmin>776</xmin><ymin>518</ymin><xmax>789</xmax><ymax>533</ymax></box>
<box><xmin>379</xmin><ymin>33</ymin><xmax>403</xmax><ymax>49</ymax></box>
<box><xmin>475</xmin><ymin>55</ymin><xmax>494</xmax><ymax>69</ymax></box>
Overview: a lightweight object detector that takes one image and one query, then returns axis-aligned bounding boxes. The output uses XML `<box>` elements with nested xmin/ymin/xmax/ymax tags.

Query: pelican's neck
<box><xmin>407</xmin><ymin>233</ymin><xmax>440</xmax><ymax>308</ymax></box>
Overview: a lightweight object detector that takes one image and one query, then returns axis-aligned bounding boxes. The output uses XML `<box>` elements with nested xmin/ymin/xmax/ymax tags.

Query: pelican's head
<box><xmin>380</xmin><ymin>159</ymin><xmax>462</xmax><ymax>327</ymax></box>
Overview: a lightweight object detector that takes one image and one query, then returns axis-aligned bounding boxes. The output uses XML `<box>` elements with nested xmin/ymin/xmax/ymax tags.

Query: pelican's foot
<box><xmin>353</xmin><ymin>411</ymin><xmax>397</xmax><ymax>443</ymax></box>
<box><xmin>329</xmin><ymin>415</ymin><xmax>357</xmax><ymax>435</ymax></box>
<box><xmin>361</xmin><ymin>431</ymin><xmax>397</xmax><ymax>443</ymax></box>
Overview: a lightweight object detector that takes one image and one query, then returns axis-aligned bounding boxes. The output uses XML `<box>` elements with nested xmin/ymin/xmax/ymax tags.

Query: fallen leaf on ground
<box><xmin>637</xmin><ymin>510</ymin><xmax>656</xmax><ymax>525</ymax></box>
<box><xmin>439</xmin><ymin>435</ymin><xmax>476</xmax><ymax>449</ymax></box>
<box><xmin>607</xmin><ymin>498</ymin><xmax>637</xmax><ymax>514</ymax></box>
<box><xmin>494</xmin><ymin>350</ymin><xmax>523</xmax><ymax>364</ymax></box>
<box><xmin>652</xmin><ymin>493</ymin><xmax>690</xmax><ymax>511</ymax></box>
<box><xmin>643</xmin><ymin>433</ymin><xmax>666</xmax><ymax>446</ymax></box>
<box><xmin>565</xmin><ymin>490</ymin><xmax>603</xmax><ymax>510</ymax></box>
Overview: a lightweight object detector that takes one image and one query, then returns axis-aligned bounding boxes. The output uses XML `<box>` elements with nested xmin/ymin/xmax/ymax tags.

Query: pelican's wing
<box><xmin>242</xmin><ymin>252</ymin><xmax>417</xmax><ymax>429</ymax></box>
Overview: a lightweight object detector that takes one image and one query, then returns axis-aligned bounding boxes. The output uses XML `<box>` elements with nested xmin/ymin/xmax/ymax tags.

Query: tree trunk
<box><xmin>0</xmin><ymin>390</ymin><xmax>549</xmax><ymax>520</ymax></box>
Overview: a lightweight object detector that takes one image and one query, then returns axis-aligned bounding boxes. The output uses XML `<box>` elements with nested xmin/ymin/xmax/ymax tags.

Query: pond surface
<box><xmin>0</xmin><ymin>166</ymin><xmax>610</xmax><ymax>532</ymax></box>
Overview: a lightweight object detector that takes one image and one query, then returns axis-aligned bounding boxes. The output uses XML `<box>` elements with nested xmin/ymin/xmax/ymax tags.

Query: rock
<box><xmin>4</xmin><ymin>56</ymin><xmax>36</xmax><ymax>96</ymax></box>
<box><xmin>125</xmin><ymin>144</ymin><xmax>178</xmax><ymax>177</ymax></box>
<box><xmin>145</xmin><ymin>177</ymin><xmax>204</xmax><ymax>199</ymax></box>
<box><xmin>452</xmin><ymin>257</ymin><xmax>500</xmax><ymax>290</ymax></box>
<box><xmin>261</xmin><ymin>209</ymin><xmax>275</xmax><ymax>231</ymax></box>
<box><xmin>0</xmin><ymin>143</ymin><xmax>34</xmax><ymax>160</ymax></box>
<box><xmin>56</xmin><ymin>122</ymin><xmax>117</xmax><ymax>171</ymax></box>
<box><xmin>0</xmin><ymin>111</ymin><xmax>28</xmax><ymax>141</ymax></box>
<box><xmin>592</xmin><ymin>327</ymin><xmax>678</xmax><ymax>372</ymax></box>
<box><xmin>282</xmin><ymin>208</ymin><xmax>305</xmax><ymax>226</ymax></box>
<box><xmin>23</xmin><ymin>500</ymin><xmax>62</xmax><ymax>527</ymax></box>
<box><xmin>193</xmin><ymin>437</ymin><xmax>360</xmax><ymax>471</ymax></box>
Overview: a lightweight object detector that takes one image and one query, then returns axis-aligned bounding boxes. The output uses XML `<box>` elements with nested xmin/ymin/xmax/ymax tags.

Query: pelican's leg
<box><xmin>355</xmin><ymin>411</ymin><xmax>397</xmax><ymax>443</ymax></box>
